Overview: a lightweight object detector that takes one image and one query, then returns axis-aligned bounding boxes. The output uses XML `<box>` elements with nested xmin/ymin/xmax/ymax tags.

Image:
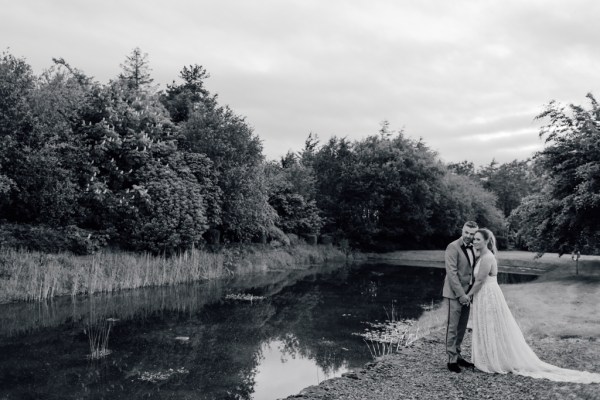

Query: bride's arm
<box><xmin>467</xmin><ymin>255</ymin><xmax>493</xmax><ymax>297</ymax></box>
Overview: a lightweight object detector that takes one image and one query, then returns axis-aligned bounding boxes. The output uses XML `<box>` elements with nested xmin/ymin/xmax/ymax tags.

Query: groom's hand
<box><xmin>459</xmin><ymin>295</ymin><xmax>470</xmax><ymax>306</ymax></box>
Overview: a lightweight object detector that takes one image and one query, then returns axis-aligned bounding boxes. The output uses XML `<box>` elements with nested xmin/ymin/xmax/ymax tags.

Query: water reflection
<box><xmin>252</xmin><ymin>338</ymin><xmax>348</xmax><ymax>400</ymax></box>
<box><xmin>0</xmin><ymin>263</ymin><xmax>537</xmax><ymax>400</ymax></box>
<box><xmin>0</xmin><ymin>264</ymin><xmax>344</xmax><ymax>338</ymax></box>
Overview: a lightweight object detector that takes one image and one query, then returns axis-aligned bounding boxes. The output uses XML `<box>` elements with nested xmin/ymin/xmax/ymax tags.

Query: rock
<box><xmin>341</xmin><ymin>372</ymin><xmax>359</xmax><ymax>380</ymax></box>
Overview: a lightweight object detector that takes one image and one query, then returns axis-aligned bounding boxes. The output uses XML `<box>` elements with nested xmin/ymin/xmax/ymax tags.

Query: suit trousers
<box><xmin>445</xmin><ymin>297</ymin><xmax>470</xmax><ymax>363</ymax></box>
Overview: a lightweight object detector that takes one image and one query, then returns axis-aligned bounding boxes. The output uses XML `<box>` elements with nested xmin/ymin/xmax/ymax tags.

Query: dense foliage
<box><xmin>510</xmin><ymin>94</ymin><xmax>600</xmax><ymax>255</ymax></box>
<box><xmin>1</xmin><ymin>49</ymin><xmax>508</xmax><ymax>254</ymax></box>
<box><xmin>447</xmin><ymin>159</ymin><xmax>538</xmax><ymax>219</ymax></box>
<box><xmin>303</xmin><ymin>127</ymin><xmax>505</xmax><ymax>251</ymax></box>
<box><xmin>447</xmin><ymin>158</ymin><xmax>539</xmax><ymax>249</ymax></box>
<box><xmin>265</xmin><ymin>152</ymin><xmax>322</xmax><ymax>237</ymax></box>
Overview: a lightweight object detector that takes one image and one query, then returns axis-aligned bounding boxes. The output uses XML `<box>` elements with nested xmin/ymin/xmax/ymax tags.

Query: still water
<box><xmin>0</xmin><ymin>262</ymin><xmax>536</xmax><ymax>400</ymax></box>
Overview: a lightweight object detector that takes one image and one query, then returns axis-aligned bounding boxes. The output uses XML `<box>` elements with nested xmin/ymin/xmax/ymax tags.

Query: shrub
<box><xmin>118</xmin><ymin>164</ymin><xmax>209</xmax><ymax>254</ymax></box>
<box><xmin>0</xmin><ymin>223</ymin><xmax>107</xmax><ymax>255</ymax></box>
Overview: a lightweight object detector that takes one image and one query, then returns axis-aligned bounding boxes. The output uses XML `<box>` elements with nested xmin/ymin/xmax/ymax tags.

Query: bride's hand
<box><xmin>459</xmin><ymin>295</ymin><xmax>470</xmax><ymax>305</ymax></box>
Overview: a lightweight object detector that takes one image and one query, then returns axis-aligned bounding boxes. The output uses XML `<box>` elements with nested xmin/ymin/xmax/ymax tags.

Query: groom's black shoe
<box><xmin>457</xmin><ymin>358</ymin><xmax>475</xmax><ymax>369</ymax></box>
<box><xmin>447</xmin><ymin>363</ymin><xmax>461</xmax><ymax>373</ymax></box>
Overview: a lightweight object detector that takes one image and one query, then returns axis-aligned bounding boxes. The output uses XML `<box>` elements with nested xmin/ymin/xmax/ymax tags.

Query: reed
<box><xmin>85</xmin><ymin>318</ymin><xmax>114</xmax><ymax>360</ymax></box>
<box><xmin>0</xmin><ymin>243</ymin><xmax>348</xmax><ymax>303</ymax></box>
<box><xmin>354</xmin><ymin>304</ymin><xmax>424</xmax><ymax>359</ymax></box>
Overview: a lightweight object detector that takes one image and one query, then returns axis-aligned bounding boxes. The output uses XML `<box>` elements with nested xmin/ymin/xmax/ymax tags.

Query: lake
<box><xmin>0</xmin><ymin>262</ymin><xmax>537</xmax><ymax>400</ymax></box>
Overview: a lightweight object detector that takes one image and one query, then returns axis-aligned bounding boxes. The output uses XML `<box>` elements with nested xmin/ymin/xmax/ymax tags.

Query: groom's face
<box><xmin>462</xmin><ymin>226</ymin><xmax>477</xmax><ymax>245</ymax></box>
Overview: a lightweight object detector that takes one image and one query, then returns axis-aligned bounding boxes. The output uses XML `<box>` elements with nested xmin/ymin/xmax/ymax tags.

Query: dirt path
<box><xmin>283</xmin><ymin>329</ymin><xmax>600</xmax><ymax>400</ymax></box>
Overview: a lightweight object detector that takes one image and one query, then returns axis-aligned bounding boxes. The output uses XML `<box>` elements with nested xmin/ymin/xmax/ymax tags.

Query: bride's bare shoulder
<box><xmin>480</xmin><ymin>252</ymin><xmax>497</xmax><ymax>264</ymax></box>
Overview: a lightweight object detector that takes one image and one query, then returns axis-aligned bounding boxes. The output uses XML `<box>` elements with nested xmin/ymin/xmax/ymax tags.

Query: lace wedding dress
<box><xmin>471</xmin><ymin>256</ymin><xmax>600</xmax><ymax>383</ymax></box>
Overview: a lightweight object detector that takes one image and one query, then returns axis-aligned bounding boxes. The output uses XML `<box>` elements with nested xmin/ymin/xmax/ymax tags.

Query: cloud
<box><xmin>1</xmin><ymin>0</ymin><xmax>599</xmax><ymax>167</ymax></box>
<box><xmin>460</xmin><ymin>127</ymin><xmax>538</xmax><ymax>143</ymax></box>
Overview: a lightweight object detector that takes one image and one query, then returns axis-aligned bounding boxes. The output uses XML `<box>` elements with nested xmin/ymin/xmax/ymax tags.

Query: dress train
<box><xmin>471</xmin><ymin>272</ymin><xmax>600</xmax><ymax>384</ymax></box>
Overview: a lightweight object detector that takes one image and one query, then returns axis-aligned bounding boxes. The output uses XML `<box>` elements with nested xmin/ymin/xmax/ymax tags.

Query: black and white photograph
<box><xmin>1</xmin><ymin>1</ymin><xmax>599</xmax><ymax>399</ymax></box>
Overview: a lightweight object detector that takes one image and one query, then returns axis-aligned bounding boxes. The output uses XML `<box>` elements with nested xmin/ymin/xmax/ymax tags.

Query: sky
<box><xmin>2</xmin><ymin>0</ymin><xmax>599</xmax><ymax>166</ymax></box>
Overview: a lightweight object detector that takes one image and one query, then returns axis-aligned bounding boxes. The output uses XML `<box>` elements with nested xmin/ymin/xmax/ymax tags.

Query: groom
<box><xmin>442</xmin><ymin>220</ymin><xmax>478</xmax><ymax>373</ymax></box>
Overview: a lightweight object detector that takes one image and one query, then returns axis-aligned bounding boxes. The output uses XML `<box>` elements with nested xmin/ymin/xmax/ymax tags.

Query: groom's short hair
<box><xmin>464</xmin><ymin>221</ymin><xmax>478</xmax><ymax>229</ymax></box>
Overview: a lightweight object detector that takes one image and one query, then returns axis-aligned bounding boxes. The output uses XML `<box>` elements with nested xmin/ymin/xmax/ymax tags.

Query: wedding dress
<box><xmin>470</xmin><ymin>255</ymin><xmax>600</xmax><ymax>383</ymax></box>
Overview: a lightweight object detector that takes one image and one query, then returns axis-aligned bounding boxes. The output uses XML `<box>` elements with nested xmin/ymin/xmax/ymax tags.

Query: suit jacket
<box><xmin>442</xmin><ymin>238</ymin><xmax>475</xmax><ymax>299</ymax></box>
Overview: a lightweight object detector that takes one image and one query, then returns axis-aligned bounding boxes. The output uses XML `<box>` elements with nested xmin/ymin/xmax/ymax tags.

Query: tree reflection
<box><xmin>0</xmin><ymin>263</ymin><xmax>453</xmax><ymax>399</ymax></box>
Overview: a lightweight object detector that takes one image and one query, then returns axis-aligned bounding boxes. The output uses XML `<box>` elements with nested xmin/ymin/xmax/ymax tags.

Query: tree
<box><xmin>0</xmin><ymin>50</ymin><xmax>268</xmax><ymax>251</ymax></box>
<box><xmin>0</xmin><ymin>51</ymin><xmax>38</xmax><ymax>221</ymax></box>
<box><xmin>182</xmin><ymin>105</ymin><xmax>263</xmax><ymax>169</ymax></box>
<box><xmin>219</xmin><ymin>163</ymin><xmax>277</xmax><ymax>241</ymax></box>
<box><xmin>307</xmin><ymin>133</ymin><xmax>447</xmax><ymax>250</ymax></box>
<box><xmin>265</xmin><ymin>154</ymin><xmax>322</xmax><ymax>236</ymax></box>
<box><xmin>303</xmin><ymin>136</ymin><xmax>353</xmax><ymax>237</ymax></box>
<box><xmin>477</xmin><ymin>159</ymin><xmax>536</xmax><ymax>218</ymax></box>
<box><xmin>431</xmin><ymin>172</ymin><xmax>506</xmax><ymax>246</ymax></box>
<box><xmin>161</xmin><ymin>64</ymin><xmax>211</xmax><ymax>123</ymax></box>
<box><xmin>510</xmin><ymin>93</ymin><xmax>600</xmax><ymax>255</ymax></box>
<box><xmin>182</xmin><ymin>152</ymin><xmax>222</xmax><ymax>230</ymax></box>
<box><xmin>179</xmin><ymin>87</ymin><xmax>271</xmax><ymax>241</ymax></box>
<box><xmin>447</xmin><ymin>160</ymin><xmax>475</xmax><ymax>176</ymax></box>
<box><xmin>119</xmin><ymin>158</ymin><xmax>209</xmax><ymax>254</ymax></box>
<box><xmin>119</xmin><ymin>47</ymin><xmax>153</xmax><ymax>90</ymax></box>
<box><xmin>48</xmin><ymin>51</ymin><xmax>217</xmax><ymax>253</ymax></box>
<box><xmin>303</xmin><ymin>127</ymin><xmax>507</xmax><ymax>250</ymax></box>
<box><xmin>0</xmin><ymin>53</ymin><xmax>89</xmax><ymax>225</ymax></box>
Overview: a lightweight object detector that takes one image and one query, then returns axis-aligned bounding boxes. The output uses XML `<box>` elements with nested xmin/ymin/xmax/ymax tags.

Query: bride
<box><xmin>466</xmin><ymin>228</ymin><xmax>600</xmax><ymax>384</ymax></box>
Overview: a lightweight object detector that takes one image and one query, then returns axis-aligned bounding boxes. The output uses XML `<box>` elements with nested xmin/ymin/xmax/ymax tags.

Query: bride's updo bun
<box><xmin>477</xmin><ymin>228</ymin><xmax>497</xmax><ymax>254</ymax></box>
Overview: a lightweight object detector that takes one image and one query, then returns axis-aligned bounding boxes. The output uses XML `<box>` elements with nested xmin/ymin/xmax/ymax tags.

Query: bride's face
<box><xmin>473</xmin><ymin>232</ymin><xmax>486</xmax><ymax>251</ymax></box>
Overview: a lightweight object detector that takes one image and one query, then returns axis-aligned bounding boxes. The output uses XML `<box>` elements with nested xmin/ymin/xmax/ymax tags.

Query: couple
<box><xmin>443</xmin><ymin>221</ymin><xmax>600</xmax><ymax>383</ymax></box>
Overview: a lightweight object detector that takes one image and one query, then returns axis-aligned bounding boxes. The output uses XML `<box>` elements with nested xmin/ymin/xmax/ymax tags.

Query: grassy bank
<box><xmin>366</xmin><ymin>249</ymin><xmax>597</xmax><ymax>275</ymax></box>
<box><xmin>284</xmin><ymin>250</ymin><xmax>600</xmax><ymax>400</ymax></box>
<box><xmin>0</xmin><ymin>244</ymin><xmax>350</xmax><ymax>304</ymax></box>
<box><xmin>404</xmin><ymin>250</ymin><xmax>600</xmax><ymax>341</ymax></box>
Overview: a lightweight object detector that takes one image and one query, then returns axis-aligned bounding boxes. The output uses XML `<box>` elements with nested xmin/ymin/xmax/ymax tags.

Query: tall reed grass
<box><xmin>85</xmin><ymin>317</ymin><xmax>114</xmax><ymax>359</ymax></box>
<box><xmin>0</xmin><ymin>244</ymin><xmax>349</xmax><ymax>304</ymax></box>
<box><xmin>354</xmin><ymin>304</ymin><xmax>435</xmax><ymax>359</ymax></box>
<box><xmin>0</xmin><ymin>261</ymin><xmax>346</xmax><ymax>338</ymax></box>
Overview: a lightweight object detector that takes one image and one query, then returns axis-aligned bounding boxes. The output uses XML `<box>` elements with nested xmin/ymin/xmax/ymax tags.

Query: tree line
<box><xmin>1</xmin><ymin>48</ymin><xmax>597</xmax><ymax>255</ymax></box>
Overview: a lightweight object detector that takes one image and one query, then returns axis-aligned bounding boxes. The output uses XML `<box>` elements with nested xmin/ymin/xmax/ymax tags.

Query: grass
<box><xmin>0</xmin><ymin>243</ymin><xmax>350</xmax><ymax>304</ymax></box>
<box><xmin>502</xmin><ymin>265</ymin><xmax>600</xmax><ymax>340</ymax></box>
<box><xmin>85</xmin><ymin>318</ymin><xmax>114</xmax><ymax>360</ymax></box>
<box><xmin>407</xmin><ymin>250</ymin><xmax>600</xmax><ymax>341</ymax></box>
<box><xmin>366</xmin><ymin>249</ymin><xmax>595</xmax><ymax>275</ymax></box>
<box><xmin>355</xmin><ymin>303</ymin><xmax>440</xmax><ymax>359</ymax></box>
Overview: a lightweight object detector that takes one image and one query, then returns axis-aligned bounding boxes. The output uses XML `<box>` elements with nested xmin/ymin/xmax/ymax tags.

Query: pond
<box><xmin>0</xmin><ymin>262</ymin><xmax>537</xmax><ymax>400</ymax></box>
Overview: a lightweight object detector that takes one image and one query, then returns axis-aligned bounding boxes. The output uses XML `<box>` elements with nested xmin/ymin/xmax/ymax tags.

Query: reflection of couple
<box><xmin>443</xmin><ymin>221</ymin><xmax>600</xmax><ymax>383</ymax></box>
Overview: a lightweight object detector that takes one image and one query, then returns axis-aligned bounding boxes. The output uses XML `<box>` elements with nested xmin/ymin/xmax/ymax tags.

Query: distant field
<box><xmin>366</xmin><ymin>250</ymin><xmax>600</xmax><ymax>276</ymax></box>
<box><xmin>387</xmin><ymin>250</ymin><xmax>600</xmax><ymax>341</ymax></box>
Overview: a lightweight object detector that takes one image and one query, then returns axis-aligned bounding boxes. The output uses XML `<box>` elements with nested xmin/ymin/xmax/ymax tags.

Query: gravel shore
<box><xmin>283</xmin><ymin>329</ymin><xmax>600</xmax><ymax>400</ymax></box>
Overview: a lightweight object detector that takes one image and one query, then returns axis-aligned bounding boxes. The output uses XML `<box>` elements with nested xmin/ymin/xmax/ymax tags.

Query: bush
<box><xmin>304</xmin><ymin>234</ymin><xmax>317</xmax><ymax>245</ymax></box>
<box><xmin>0</xmin><ymin>223</ymin><xmax>108</xmax><ymax>255</ymax></box>
<box><xmin>496</xmin><ymin>235</ymin><xmax>508</xmax><ymax>251</ymax></box>
<box><xmin>287</xmin><ymin>233</ymin><xmax>301</xmax><ymax>245</ymax></box>
<box><xmin>118</xmin><ymin>165</ymin><xmax>209</xmax><ymax>254</ymax></box>
<box><xmin>319</xmin><ymin>235</ymin><xmax>333</xmax><ymax>245</ymax></box>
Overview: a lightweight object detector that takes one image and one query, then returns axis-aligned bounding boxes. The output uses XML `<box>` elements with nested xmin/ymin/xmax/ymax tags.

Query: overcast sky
<box><xmin>2</xmin><ymin>0</ymin><xmax>599</xmax><ymax>166</ymax></box>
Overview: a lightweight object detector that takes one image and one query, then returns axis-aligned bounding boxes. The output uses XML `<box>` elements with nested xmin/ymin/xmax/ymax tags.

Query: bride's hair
<box><xmin>477</xmin><ymin>228</ymin><xmax>498</xmax><ymax>254</ymax></box>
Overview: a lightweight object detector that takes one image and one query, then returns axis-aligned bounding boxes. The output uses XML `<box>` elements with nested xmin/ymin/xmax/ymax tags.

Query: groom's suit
<box><xmin>443</xmin><ymin>238</ymin><xmax>475</xmax><ymax>364</ymax></box>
